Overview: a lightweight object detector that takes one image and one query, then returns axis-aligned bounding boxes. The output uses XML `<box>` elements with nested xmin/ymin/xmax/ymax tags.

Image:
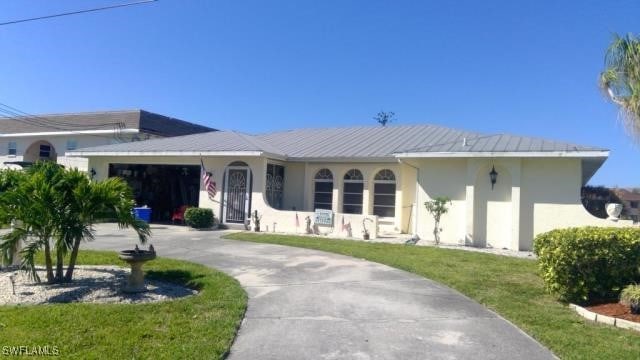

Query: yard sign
<box><xmin>314</xmin><ymin>209</ymin><xmax>333</xmax><ymax>226</ymax></box>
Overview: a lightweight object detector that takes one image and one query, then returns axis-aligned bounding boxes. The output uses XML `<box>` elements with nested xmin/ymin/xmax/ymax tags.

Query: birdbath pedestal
<box><xmin>118</xmin><ymin>245</ymin><xmax>156</xmax><ymax>293</ymax></box>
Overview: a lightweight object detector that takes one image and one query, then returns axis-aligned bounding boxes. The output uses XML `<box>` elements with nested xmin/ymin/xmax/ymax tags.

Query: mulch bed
<box><xmin>586</xmin><ymin>302</ymin><xmax>640</xmax><ymax>323</ymax></box>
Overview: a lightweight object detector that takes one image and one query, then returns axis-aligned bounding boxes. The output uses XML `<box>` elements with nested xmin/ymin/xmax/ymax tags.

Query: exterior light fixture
<box><xmin>489</xmin><ymin>165</ymin><xmax>498</xmax><ymax>190</ymax></box>
<box><xmin>90</xmin><ymin>168</ymin><xmax>97</xmax><ymax>179</ymax></box>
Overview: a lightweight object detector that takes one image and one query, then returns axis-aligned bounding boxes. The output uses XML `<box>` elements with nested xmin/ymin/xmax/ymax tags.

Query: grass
<box><xmin>0</xmin><ymin>250</ymin><xmax>247</xmax><ymax>359</ymax></box>
<box><xmin>224</xmin><ymin>232</ymin><xmax>640</xmax><ymax>360</ymax></box>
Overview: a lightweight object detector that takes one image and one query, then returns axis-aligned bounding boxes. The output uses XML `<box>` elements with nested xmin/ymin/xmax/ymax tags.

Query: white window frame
<box><xmin>66</xmin><ymin>139</ymin><xmax>77</xmax><ymax>151</ymax></box>
<box><xmin>8</xmin><ymin>142</ymin><xmax>16</xmax><ymax>156</ymax></box>
<box><xmin>373</xmin><ymin>169</ymin><xmax>396</xmax><ymax>218</ymax></box>
<box><xmin>313</xmin><ymin>169</ymin><xmax>333</xmax><ymax>211</ymax></box>
<box><xmin>342</xmin><ymin>169</ymin><xmax>364</xmax><ymax>214</ymax></box>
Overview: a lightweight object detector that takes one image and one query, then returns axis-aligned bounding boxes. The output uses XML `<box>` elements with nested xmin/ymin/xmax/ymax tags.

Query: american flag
<box><xmin>201</xmin><ymin>159</ymin><xmax>217</xmax><ymax>200</ymax></box>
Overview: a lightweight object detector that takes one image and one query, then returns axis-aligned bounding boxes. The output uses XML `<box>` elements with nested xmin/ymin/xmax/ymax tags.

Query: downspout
<box><xmin>397</xmin><ymin>158</ymin><xmax>420</xmax><ymax>237</ymax></box>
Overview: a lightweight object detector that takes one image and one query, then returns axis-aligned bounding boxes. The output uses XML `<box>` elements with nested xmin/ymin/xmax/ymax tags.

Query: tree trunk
<box><xmin>55</xmin><ymin>249</ymin><xmax>64</xmax><ymax>282</ymax></box>
<box><xmin>64</xmin><ymin>238</ymin><xmax>82</xmax><ymax>282</ymax></box>
<box><xmin>43</xmin><ymin>240</ymin><xmax>54</xmax><ymax>284</ymax></box>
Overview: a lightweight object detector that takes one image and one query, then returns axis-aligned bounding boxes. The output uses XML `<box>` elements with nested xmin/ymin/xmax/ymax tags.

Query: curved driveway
<box><xmin>88</xmin><ymin>225</ymin><xmax>555</xmax><ymax>360</ymax></box>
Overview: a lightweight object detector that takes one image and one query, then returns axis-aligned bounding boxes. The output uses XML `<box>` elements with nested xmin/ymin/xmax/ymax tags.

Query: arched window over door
<box><xmin>313</xmin><ymin>169</ymin><xmax>333</xmax><ymax>210</ymax></box>
<box><xmin>373</xmin><ymin>169</ymin><xmax>396</xmax><ymax>217</ymax></box>
<box><xmin>343</xmin><ymin>169</ymin><xmax>364</xmax><ymax>214</ymax></box>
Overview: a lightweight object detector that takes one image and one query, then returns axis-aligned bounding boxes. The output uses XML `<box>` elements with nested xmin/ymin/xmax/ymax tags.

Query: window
<box><xmin>266</xmin><ymin>164</ymin><xmax>285</xmax><ymax>209</ymax></box>
<box><xmin>8</xmin><ymin>142</ymin><xmax>16</xmax><ymax>156</ymax></box>
<box><xmin>342</xmin><ymin>169</ymin><xmax>364</xmax><ymax>214</ymax></box>
<box><xmin>373</xmin><ymin>169</ymin><xmax>396</xmax><ymax>217</ymax></box>
<box><xmin>66</xmin><ymin>140</ymin><xmax>77</xmax><ymax>151</ymax></box>
<box><xmin>631</xmin><ymin>201</ymin><xmax>639</xmax><ymax>209</ymax></box>
<box><xmin>313</xmin><ymin>169</ymin><xmax>333</xmax><ymax>210</ymax></box>
<box><xmin>39</xmin><ymin>144</ymin><xmax>51</xmax><ymax>158</ymax></box>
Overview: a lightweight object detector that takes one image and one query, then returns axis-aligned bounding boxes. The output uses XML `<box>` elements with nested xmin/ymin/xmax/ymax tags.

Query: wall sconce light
<box><xmin>489</xmin><ymin>165</ymin><xmax>498</xmax><ymax>190</ymax></box>
<box><xmin>90</xmin><ymin>168</ymin><xmax>97</xmax><ymax>179</ymax></box>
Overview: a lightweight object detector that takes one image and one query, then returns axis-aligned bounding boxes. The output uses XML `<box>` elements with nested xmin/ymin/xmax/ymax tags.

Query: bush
<box><xmin>533</xmin><ymin>227</ymin><xmax>640</xmax><ymax>304</ymax></box>
<box><xmin>184</xmin><ymin>208</ymin><xmax>215</xmax><ymax>229</ymax></box>
<box><xmin>620</xmin><ymin>284</ymin><xmax>640</xmax><ymax>306</ymax></box>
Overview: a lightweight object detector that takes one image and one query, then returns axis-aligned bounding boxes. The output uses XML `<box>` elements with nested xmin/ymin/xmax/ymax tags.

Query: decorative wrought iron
<box><xmin>226</xmin><ymin>169</ymin><xmax>247</xmax><ymax>222</ymax></box>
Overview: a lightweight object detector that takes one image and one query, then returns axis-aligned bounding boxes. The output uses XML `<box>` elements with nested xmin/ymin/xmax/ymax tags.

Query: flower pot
<box><xmin>363</xmin><ymin>233</ymin><xmax>370</xmax><ymax>240</ymax></box>
<box><xmin>606</xmin><ymin>203</ymin><xmax>623</xmax><ymax>220</ymax></box>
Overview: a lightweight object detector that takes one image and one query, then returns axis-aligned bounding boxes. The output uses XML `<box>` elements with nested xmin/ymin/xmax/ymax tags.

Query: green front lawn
<box><xmin>224</xmin><ymin>232</ymin><xmax>640</xmax><ymax>360</ymax></box>
<box><xmin>0</xmin><ymin>251</ymin><xmax>247</xmax><ymax>359</ymax></box>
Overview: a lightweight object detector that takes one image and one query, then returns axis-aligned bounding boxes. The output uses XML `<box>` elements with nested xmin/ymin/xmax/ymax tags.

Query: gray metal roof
<box><xmin>0</xmin><ymin>110</ymin><xmax>215</xmax><ymax>137</ymax></box>
<box><xmin>71</xmin><ymin>130</ymin><xmax>284</xmax><ymax>155</ymax></box>
<box><xmin>70</xmin><ymin>124</ymin><xmax>607</xmax><ymax>158</ymax></box>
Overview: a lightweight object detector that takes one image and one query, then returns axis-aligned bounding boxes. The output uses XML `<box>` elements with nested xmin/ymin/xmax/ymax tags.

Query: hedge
<box><xmin>184</xmin><ymin>207</ymin><xmax>215</xmax><ymax>229</ymax></box>
<box><xmin>533</xmin><ymin>226</ymin><xmax>640</xmax><ymax>304</ymax></box>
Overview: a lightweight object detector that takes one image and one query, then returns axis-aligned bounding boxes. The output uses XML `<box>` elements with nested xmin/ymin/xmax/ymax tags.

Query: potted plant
<box><xmin>621</xmin><ymin>284</ymin><xmax>640</xmax><ymax>314</ymax></box>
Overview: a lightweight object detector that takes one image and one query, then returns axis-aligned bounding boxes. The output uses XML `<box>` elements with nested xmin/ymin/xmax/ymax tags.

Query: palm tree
<box><xmin>599</xmin><ymin>33</ymin><xmax>640</xmax><ymax>140</ymax></box>
<box><xmin>0</xmin><ymin>162</ymin><xmax>150</xmax><ymax>283</ymax></box>
<box><xmin>60</xmin><ymin>171</ymin><xmax>150</xmax><ymax>282</ymax></box>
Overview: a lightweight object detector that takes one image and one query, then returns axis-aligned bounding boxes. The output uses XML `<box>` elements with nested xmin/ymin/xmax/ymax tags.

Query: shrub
<box><xmin>184</xmin><ymin>208</ymin><xmax>215</xmax><ymax>229</ymax></box>
<box><xmin>533</xmin><ymin>227</ymin><xmax>640</xmax><ymax>304</ymax></box>
<box><xmin>620</xmin><ymin>284</ymin><xmax>640</xmax><ymax>306</ymax></box>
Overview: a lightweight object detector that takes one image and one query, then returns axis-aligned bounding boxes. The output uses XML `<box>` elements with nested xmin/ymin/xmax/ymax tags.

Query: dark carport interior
<box><xmin>109</xmin><ymin>163</ymin><xmax>200</xmax><ymax>222</ymax></box>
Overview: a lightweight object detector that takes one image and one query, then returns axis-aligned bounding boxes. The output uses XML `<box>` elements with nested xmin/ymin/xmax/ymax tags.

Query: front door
<box><xmin>224</xmin><ymin>167</ymin><xmax>251</xmax><ymax>223</ymax></box>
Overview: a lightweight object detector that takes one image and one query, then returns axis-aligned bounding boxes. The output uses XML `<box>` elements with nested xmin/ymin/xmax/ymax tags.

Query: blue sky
<box><xmin>0</xmin><ymin>0</ymin><xmax>638</xmax><ymax>186</ymax></box>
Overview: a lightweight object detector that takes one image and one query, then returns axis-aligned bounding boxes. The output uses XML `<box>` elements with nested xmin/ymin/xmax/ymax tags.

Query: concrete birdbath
<box><xmin>118</xmin><ymin>245</ymin><xmax>156</xmax><ymax>293</ymax></box>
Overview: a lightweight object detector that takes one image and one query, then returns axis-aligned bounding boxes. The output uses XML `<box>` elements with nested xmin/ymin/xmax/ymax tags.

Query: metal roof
<box><xmin>0</xmin><ymin>110</ymin><xmax>215</xmax><ymax>137</ymax></box>
<box><xmin>70</xmin><ymin>130</ymin><xmax>285</xmax><ymax>156</ymax></box>
<box><xmin>69</xmin><ymin>124</ymin><xmax>608</xmax><ymax>159</ymax></box>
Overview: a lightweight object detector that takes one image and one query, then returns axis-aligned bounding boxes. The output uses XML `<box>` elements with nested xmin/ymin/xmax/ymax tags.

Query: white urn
<box><xmin>605</xmin><ymin>203</ymin><xmax>623</xmax><ymax>221</ymax></box>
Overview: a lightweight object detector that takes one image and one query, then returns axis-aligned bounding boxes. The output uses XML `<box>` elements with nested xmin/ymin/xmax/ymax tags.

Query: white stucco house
<box><xmin>0</xmin><ymin>110</ymin><xmax>215</xmax><ymax>171</ymax></box>
<box><xmin>67</xmin><ymin>124</ymin><xmax>633</xmax><ymax>251</ymax></box>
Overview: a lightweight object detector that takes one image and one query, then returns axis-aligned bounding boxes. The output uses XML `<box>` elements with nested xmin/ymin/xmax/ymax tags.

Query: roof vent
<box><xmin>462</xmin><ymin>137</ymin><xmax>467</xmax><ymax>147</ymax></box>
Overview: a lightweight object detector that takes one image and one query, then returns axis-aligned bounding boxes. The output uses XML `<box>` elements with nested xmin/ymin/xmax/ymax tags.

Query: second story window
<box><xmin>39</xmin><ymin>144</ymin><xmax>51</xmax><ymax>158</ymax></box>
<box><xmin>66</xmin><ymin>140</ymin><xmax>77</xmax><ymax>151</ymax></box>
<box><xmin>8</xmin><ymin>142</ymin><xmax>16</xmax><ymax>156</ymax></box>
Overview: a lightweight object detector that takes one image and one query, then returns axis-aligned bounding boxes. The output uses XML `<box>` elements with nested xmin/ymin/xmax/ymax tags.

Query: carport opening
<box><xmin>109</xmin><ymin>164</ymin><xmax>200</xmax><ymax>223</ymax></box>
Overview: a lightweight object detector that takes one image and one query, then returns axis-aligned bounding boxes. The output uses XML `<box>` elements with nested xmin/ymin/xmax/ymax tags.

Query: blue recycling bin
<box><xmin>133</xmin><ymin>207</ymin><xmax>152</xmax><ymax>223</ymax></box>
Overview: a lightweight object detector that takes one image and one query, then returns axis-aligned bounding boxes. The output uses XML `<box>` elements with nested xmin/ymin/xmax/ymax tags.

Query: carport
<box><xmin>108</xmin><ymin>163</ymin><xmax>200</xmax><ymax>222</ymax></box>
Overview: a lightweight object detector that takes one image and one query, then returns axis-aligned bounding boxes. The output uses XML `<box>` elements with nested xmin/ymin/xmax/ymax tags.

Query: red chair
<box><xmin>171</xmin><ymin>205</ymin><xmax>189</xmax><ymax>224</ymax></box>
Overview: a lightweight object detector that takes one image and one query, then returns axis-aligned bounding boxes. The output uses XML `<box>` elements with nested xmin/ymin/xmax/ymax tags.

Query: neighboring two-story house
<box><xmin>0</xmin><ymin>109</ymin><xmax>215</xmax><ymax>171</ymax></box>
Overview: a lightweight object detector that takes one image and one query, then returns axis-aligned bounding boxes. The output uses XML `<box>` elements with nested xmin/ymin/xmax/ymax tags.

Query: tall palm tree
<box><xmin>600</xmin><ymin>33</ymin><xmax>640</xmax><ymax>140</ymax></box>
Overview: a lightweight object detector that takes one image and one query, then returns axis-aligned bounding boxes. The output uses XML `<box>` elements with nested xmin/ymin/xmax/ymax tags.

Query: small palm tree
<box><xmin>0</xmin><ymin>162</ymin><xmax>150</xmax><ymax>283</ymax></box>
<box><xmin>599</xmin><ymin>33</ymin><xmax>640</xmax><ymax>140</ymax></box>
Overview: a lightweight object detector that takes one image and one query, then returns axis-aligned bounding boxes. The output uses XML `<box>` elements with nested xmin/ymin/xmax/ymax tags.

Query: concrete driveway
<box><xmin>86</xmin><ymin>224</ymin><xmax>555</xmax><ymax>360</ymax></box>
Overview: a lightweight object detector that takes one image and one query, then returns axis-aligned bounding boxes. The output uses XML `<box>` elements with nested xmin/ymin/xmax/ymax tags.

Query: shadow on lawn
<box><xmin>146</xmin><ymin>269</ymin><xmax>206</xmax><ymax>291</ymax></box>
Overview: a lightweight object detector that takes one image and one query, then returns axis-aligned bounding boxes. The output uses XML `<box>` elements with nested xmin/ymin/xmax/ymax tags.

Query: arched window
<box><xmin>342</xmin><ymin>169</ymin><xmax>364</xmax><ymax>214</ymax></box>
<box><xmin>313</xmin><ymin>169</ymin><xmax>333</xmax><ymax>210</ymax></box>
<box><xmin>373</xmin><ymin>169</ymin><xmax>396</xmax><ymax>217</ymax></box>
